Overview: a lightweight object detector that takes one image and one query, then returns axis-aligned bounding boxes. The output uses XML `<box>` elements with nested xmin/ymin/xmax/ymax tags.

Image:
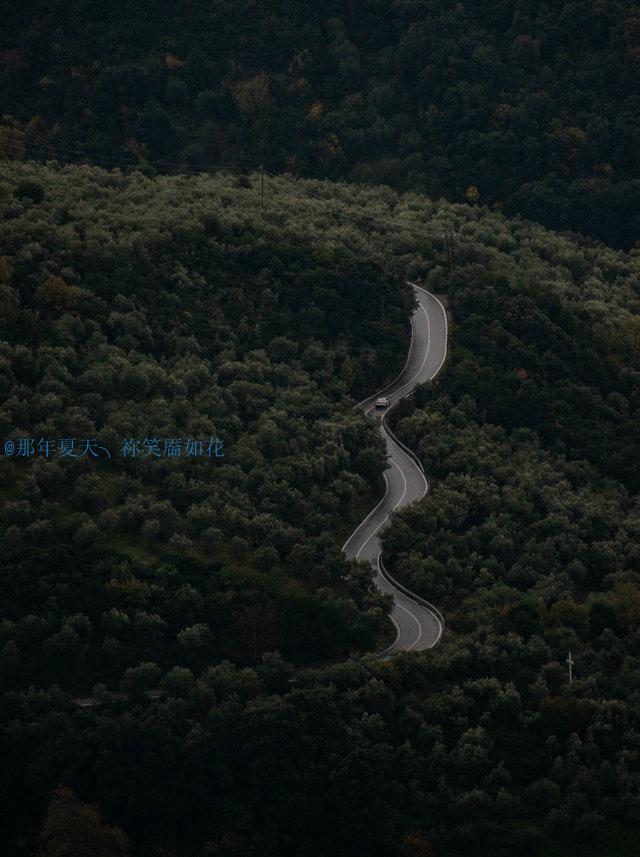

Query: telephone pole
<box><xmin>259</xmin><ymin>163</ymin><xmax>264</xmax><ymax>210</ymax></box>
<box><xmin>566</xmin><ymin>651</ymin><xmax>574</xmax><ymax>683</ymax></box>
<box><xmin>443</xmin><ymin>222</ymin><xmax>456</xmax><ymax>273</ymax></box>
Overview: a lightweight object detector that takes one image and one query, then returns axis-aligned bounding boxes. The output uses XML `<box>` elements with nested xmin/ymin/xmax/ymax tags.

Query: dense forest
<box><xmin>1</xmin><ymin>160</ymin><xmax>640</xmax><ymax>856</ymax></box>
<box><xmin>384</xmin><ymin>271</ymin><xmax>640</xmax><ymax>854</ymax></box>
<box><xmin>0</xmin><ymin>161</ymin><xmax>417</xmax><ymax>692</ymax></box>
<box><xmin>3</xmin><ymin>1</ymin><xmax>640</xmax><ymax>247</ymax></box>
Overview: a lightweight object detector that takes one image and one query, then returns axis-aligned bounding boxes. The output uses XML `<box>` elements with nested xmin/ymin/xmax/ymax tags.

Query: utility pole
<box><xmin>442</xmin><ymin>223</ymin><xmax>456</xmax><ymax>273</ymax></box>
<box><xmin>449</xmin><ymin>222</ymin><xmax>456</xmax><ymax>270</ymax></box>
<box><xmin>567</xmin><ymin>651</ymin><xmax>574</xmax><ymax>683</ymax></box>
<box><xmin>260</xmin><ymin>163</ymin><xmax>264</xmax><ymax>210</ymax></box>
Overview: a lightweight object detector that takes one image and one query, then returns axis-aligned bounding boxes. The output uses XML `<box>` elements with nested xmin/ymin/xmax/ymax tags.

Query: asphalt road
<box><xmin>71</xmin><ymin>284</ymin><xmax>447</xmax><ymax>709</ymax></box>
<box><xmin>342</xmin><ymin>284</ymin><xmax>448</xmax><ymax>655</ymax></box>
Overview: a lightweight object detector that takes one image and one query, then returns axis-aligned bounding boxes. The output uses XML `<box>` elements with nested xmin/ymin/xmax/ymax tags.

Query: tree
<box><xmin>14</xmin><ymin>179</ymin><xmax>44</xmax><ymax>203</ymax></box>
<box><xmin>121</xmin><ymin>661</ymin><xmax>161</xmax><ymax>696</ymax></box>
<box><xmin>398</xmin><ymin>831</ymin><xmax>434</xmax><ymax>857</ymax></box>
<box><xmin>176</xmin><ymin>623</ymin><xmax>213</xmax><ymax>666</ymax></box>
<box><xmin>39</xmin><ymin>786</ymin><xmax>130</xmax><ymax>857</ymax></box>
<box><xmin>228</xmin><ymin>74</ymin><xmax>272</xmax><ymax>113</ymax></box>
<box><xmin>465</xmin><ymin>185</ymin><xmax>480</xmax><ymax>203</ymax></box>
<box><xmin>0</xmin><ymin>122</ymin><xmax>25</xmax><ymax>159</ymax></box>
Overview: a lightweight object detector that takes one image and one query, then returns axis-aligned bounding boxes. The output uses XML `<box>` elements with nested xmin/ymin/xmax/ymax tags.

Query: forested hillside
<box><xmin>381</xmin><ymin>279</ymin><xmax>640</xmax><ymax>852</ymax></box>
<box><xmin>383</xmin><ymin>216</ymin><xmax>640</xmax><ymax>855</ymax></box>
<box><xmin>0</xmin><ymin>161</ymin><xmax>418</xmax><ymax>693</ymax></box>
<box><xmin>3</xmin><ymin>1</ymin><xmax>640</xmax><ymax>247</ymax></box>
<box><xmin>2</xmin><ymin>160</ymin><xmax>640</xmax><ymax>856</ymax></box>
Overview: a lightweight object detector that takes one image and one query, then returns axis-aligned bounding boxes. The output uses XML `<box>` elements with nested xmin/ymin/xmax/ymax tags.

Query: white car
<box><xmin>374</xmin><ymin>396</ymin><xmax>390</xmax><ymax>409</ymax></box>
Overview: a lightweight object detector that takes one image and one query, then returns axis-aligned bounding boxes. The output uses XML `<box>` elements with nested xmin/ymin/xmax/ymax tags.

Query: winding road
<box><xmin>342</xmin><ymin>284</ymin><xmax>448</xmax><ymax>655</ymax></box>
<box><xmin>71</xmin><ymin>283</ymin><xmax>447</xmax><ymax>709</ymax></box>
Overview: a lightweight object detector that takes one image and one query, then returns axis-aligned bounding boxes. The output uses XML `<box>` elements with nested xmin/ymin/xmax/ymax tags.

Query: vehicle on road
<box><xmin>344</xmin><ymin>286</ymin><xmax>448</xmax><ymax>654</ymax></box>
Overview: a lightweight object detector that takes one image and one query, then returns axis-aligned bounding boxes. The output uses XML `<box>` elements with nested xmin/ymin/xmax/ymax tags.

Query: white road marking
<box><xmin>341</xmin><ymin>471</ymin><xmax>391</xmax><ymax>553</ymax></box>
<box><xmin>360</xmin><ymin>302</ymin><xmax>430</xmax><ymax>412</ymax></box>
<box><xmin>394</xmin><ymin>600</ymin><xmax>423</xmax><ymax>645</ymax></box>
<box><xmin>344</xmin><ymin>284</ymin><xmax>448</xmax><ymax>653</ymax></box>
<box><xmin>375</xmin><ymin>549</ymin><xmax>423</xmax><ymax>649</ymax></box>
<box><xmin>355</xmin><ymin>460</ymin><xmax>407</xmax><ymax>560</ymax></box>
<box><xmin>413</xmin><ymin>285</ymin><xmax>448</xmax><ymax>379</ymax></box>
<box><xmin>385</xmin><ymin>429</ymin><xmax>428</xmax><ymax>500</ymax></box>
<box><xmin>388</xmin><ymin>303</ymin><xmax>431</xmax><ymax>400</ymax></box>
<box><xmin>354</xmin><ymin>289</ymin><xmax>421</xmax><ymax>407</ymax></box>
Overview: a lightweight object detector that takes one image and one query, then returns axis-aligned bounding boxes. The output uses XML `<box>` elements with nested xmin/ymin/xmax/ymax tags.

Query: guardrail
<box><xmin>378</xmin><ymin>554</ymin><xmax>445</xmax><ymax>644</ymax></box>
<box><xmin>348</xmin><ymin>284</ymin><xmax>448</xmax><ymax>654</ymax></box>
<box><xmin>380</xmin><ymin>401</ymin><xmax>425</xmax><ymax>476</ymax></box>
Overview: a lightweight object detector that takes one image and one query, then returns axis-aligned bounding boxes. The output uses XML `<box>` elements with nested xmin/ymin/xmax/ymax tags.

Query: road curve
<box><xmin>342</xmin><ymin>284</ymin><xmax>448</xmax><ymax>655</ymax></box>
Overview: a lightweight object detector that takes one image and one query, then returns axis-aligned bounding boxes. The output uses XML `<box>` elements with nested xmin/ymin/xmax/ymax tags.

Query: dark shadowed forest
<box><xmin>3</xmin><ymin>1</ymin><xmax>640</xmax><ymax>247</ymax></box>
<box><xmin>2</xmin><ymin>2</ymin><xmax>640</xmax><ymax>855</ymax></box>
<box><xmin>1</xmin><ymin>160</ymin><xmax>639</xmax><ymax>856</ymax></box>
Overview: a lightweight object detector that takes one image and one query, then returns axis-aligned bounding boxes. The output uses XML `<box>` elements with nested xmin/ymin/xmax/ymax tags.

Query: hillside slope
<box><xmin>3</xmin><ymin>1</ymin><xmax>640</xmax><ymax>246</ymax></box>
<box><xmin>0</xmin><ymin>161</ymin><xmax>417</xmax><ymax>689</ymax></box>
<box><xmin>2</xmin><ymin>161</ymin><xmax>640</xmax><ymax>856</ymax></box>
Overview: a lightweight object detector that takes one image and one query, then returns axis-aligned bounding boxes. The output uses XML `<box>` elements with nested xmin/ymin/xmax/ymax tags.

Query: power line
<box><xmin>1</xmin><ymin>139</ymin><xmax>460</xmax><ymax>256</ymax></box>
<box><xmin>264</xmin><ymin>167</ymin><xmax>449</xmax><ymax>246</ymax></box>
<box><xmin>0</xmin><ymin>138</ymin><xmax>257</xmax><ymax>173</ymax></box>
<box><xmin>443</xmin><ymin>222</ymin><xmax>456</xmax><ymax>273</ymax></box>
